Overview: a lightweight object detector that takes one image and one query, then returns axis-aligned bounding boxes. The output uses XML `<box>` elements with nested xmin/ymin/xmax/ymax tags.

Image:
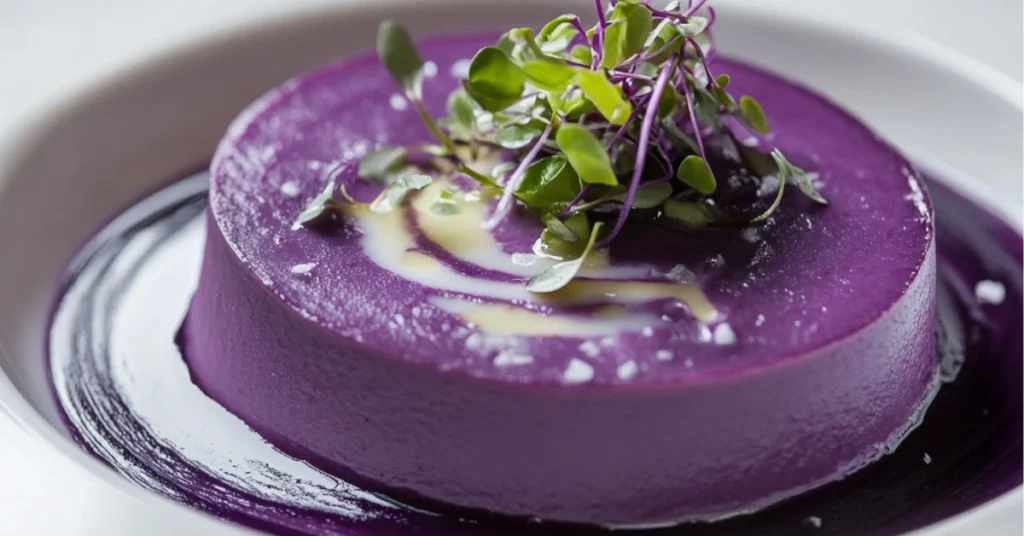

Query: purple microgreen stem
<box><xmin>570</xmin><ymin>17</ymin><xmax>590</xmax><ymax>42</ymax></box>
<box><xmin>597</xmin><ymin>53</ymin><xmax>678</xmax><ymax>248</ymax></box>
<box><xmin>413</xmin><ymin>100</ymin><xmax>457</xmax><ymax>156</ymax></box>
<box><xmin>561</xmin><ymin>184</ymin><xmax>594</xmax><ymax>217</ymax></box>
<box><xmin>595</xmin><ymin>0</ymin><xmax>608</xmax><ymax>27</ymax></box>
<box><xmin>610</xmin><ymin>72</ymin><xmax>656</xmax><ymax>84</ymax></box>
<box><xmin>605</xmin><ymin>105</ymin><xmax>644</xmax><ymax>149</ymax></box>
<box><xmin>680</xmin><ymin>72</ymin><xmax>708</xmax><ymax>163</ymax></box>
<box><xmin>684</xmin><ymin>0</ymin><xmax>710</xmax><ymax>16</ymax></box>
<box><xmin>639</xmin><ymin>34</ymin><xmax>684</xmax><ymax>63</ymax></box>
<box><xmin>483</xmin><ymin>123</ymin><xmax>553</xmax><ymax>229</ymax></box>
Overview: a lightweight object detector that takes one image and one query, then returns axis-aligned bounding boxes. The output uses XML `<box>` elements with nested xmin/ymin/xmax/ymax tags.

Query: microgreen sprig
<box><xmin>306</xmin><ymin>1</ymin><xmax>829</xmax><ymax>292</ymax></box>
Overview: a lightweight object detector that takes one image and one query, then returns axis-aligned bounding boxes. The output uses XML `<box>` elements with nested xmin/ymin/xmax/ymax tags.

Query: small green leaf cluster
<box><xmin>301</xmin><ymin>1</ymin><xmax>829</xmax><ymax>292</ymax></box>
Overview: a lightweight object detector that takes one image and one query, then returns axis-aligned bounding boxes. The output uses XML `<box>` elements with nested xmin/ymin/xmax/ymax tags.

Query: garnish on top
<box><xmin>299</xmin><ymin>0</ymin><xmax>827</xmax><ymax>293</ymax></box>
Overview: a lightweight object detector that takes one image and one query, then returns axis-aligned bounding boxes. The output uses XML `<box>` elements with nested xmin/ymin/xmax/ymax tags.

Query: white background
<box><xmin>0</xmin><ymin>1</ymin><xmax>1020</xmax><ymax>534</ymax></box>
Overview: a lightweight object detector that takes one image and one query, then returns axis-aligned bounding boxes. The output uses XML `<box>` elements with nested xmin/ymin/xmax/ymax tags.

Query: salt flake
<box><xmin>564</xmin><ymin>358</ymin><xmax>594</xmax><ymax>384</ymax></box>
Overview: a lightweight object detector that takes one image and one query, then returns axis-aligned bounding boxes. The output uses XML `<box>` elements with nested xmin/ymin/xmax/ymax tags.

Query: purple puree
<box><xmin>180</xmin><ymin>34</ymin><xmax>936</xmax><ymax>525</ymax></box>
<box><xmin>47</xmin><ymin>171</ymin><xmax>1022</xmax><ymax>536</ymax></box>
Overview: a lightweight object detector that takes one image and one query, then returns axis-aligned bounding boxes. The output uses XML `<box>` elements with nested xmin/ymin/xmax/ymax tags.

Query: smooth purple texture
<box><xmin>50</xmin><ymin>172</ymin><xmax>1023</xmax><ymax>536</ymax></box>
<box><xmin>181</xmin><ymin>34</ymin><xmax>937</xmax><ymax>525</ymax></box>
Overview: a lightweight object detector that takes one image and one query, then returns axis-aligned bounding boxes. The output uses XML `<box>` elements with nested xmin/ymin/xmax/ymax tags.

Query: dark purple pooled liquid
<box><xmin>49</xmin><ymin>169</ymin><xmax>1021</xmax><ymax>535</ymax></box>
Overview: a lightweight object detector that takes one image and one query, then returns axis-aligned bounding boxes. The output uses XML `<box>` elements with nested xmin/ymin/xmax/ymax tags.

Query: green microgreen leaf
<box><xmin>538</xmin><ymin>15</ymin><xmax>579</xmax><ymax>54</ymax></box>
<box><xmin>610</xmin><ymin>182</ymin><xmax>673</xmax><ymax>209</ymax></box>
<box><xmin>773</xmin><ymin>149</ymin><xmax>827</xmax><ymax>204</ymax></box>
<box><xmin>496</xmin><ymin>33</ymin><xmax>515</xmax><ymax>55</ymax></box>
<box><xmin>523</xmin><ymin>59</ymin><xmax>577</xmax><ymax>92</ymax></box>
<box><xmin>662</xmin><ymin>117</ymin><xmax>701</xmax><ymax>154</ymax></box>
<box><xmin>739</xmin><ymin>96</ymin><xmax>770</xmax><ymax>134</ymax></box>
<box><xmin>464</xmin><ymin>47</ymin><xmax>527</xmax><ymax>112</ymax></box>
<box><xmin>644</xmin><ymin>18</ymin><xmax>683</xmax><ymax>65</ymax></box>
<box><xmin>496</xmin><ymin>121</ymin><xmax>546</xmax><ymax>150</ymax></box>
<box><xmin>602</xmin><ymin>2</ymin><xmax>653</xmax><ymax>68</ymax></box>
<box><xmin>377</xmin><ymin>21</ymin><xmax>425</xmax><ymax>98</ymax></box>
<box><xmin>658</xmin><ymin>88</ymin><xmax>679</xmax><ymax>119</ymax></box>
<box><xmin>358</xmin><ymin>3</ymin><xmax>826</xmax><ymax>279</ymax></box>
<box><xmin>676</xmin><ymin>155</ymin><xmax>717</xmax><ymax>194</ymax></box>
<box><xmin>446</xmin><ymin>89</ymin><xmax>477</xmax><ymax>137</ymax></box>
<box><xmin>677</xmin><ymin>16</ymin><xmax>709</xmax><ymax>37</ymax></box>
<box><xmin>358</xmin><ymin>147</ymin><xmax>407</xmax><ymax>182</ymax></box>
<box><xmin>645</xmin><ymin>19</ymin><xmax>672</xmax><ymax>49</ymax></box>
<box><xmin>556</xmin><ymin>124</ymin><xmax>618</xmax><ymax>186</ymax></box>
<box><xmin>636</xmin><ymin>61</ymin><xmax>660</xmax><ymax>79</ymax></box>
<box><xmin>570</xmin><ymin>45</ymin><xmax>593</xmax><ymax>65</ymax></box>
<box><xmin>370</xmin><ymin>173</ymin><xmax>432</xmax><ymax>213</ymax></box>
<box><xmin>714</xmin><ymin>74</ymin><xmax>735</xmax><ymax>107</ymax></box>
<box><xmin>429</xmin><ymin>187</ymin><xmax>460</xmax><ymax>215</ymax></box>
<box><xmin>376</xmin><ymin>22</ymin><xmax>456</xmax><ymax>154</ymax></box>
<box><xmin>691</xmin><ymin>80</ymin><xmax>720</xmax><ymax>127</ymax></box>
<box><xmin>576</xmin><ymin>70</ymin><xmax>633</xmax><ymax>125</ymax></box>
<box><xmin>491</xmin><ymin>161</ymin><xmax>517</xmax><ymax>182</ymax></box>
<box><xmin>507</xmin><ymin>28</ymin><xmax>547</xmax><ymax>63</ymax></box>
<box><xmin>662</xmin><ymin>199</ymin><xmax>714</xmax><ymax>228</ymax></box>
<box><xmin>528</xmin><ymin>221</ymin><xmax>604</xmax><ymax>293</ymax></box>
<box><xmin>546</xmin><ymin>91</ymin><xmax>565</xmax><ymax>117</ymax></box>
<box><xmin>295</xmin><ymin>181</ymin><xmax>340</xmax><ymax>227</ymax></box>
<box><xmin>515</xmin><ymin>155</ymin><xmax>583</xmax><ymax>210</ymax></box>
<box><xmin>562</xmin><ymin>212</ymin><xmax>590</xmax><ymax>241</ymax></box>
<box><xmin>542</xmin><ymin>212</ymin><xmax>580</xmax><ymax>241</ymax></box>
<box><xmin>562</xmin><ymin>87</ymin><xmax>597</xmax><ymax>120</ymax></box>
<box><xmin>536</xmin><ymin>213</ymin><xmax>590</xmax><ymax>259</ymax></box>
<box><xmin>737</xmin><ymin>141</ymin><xmax>779</xmax><ymax>178</ymax></box>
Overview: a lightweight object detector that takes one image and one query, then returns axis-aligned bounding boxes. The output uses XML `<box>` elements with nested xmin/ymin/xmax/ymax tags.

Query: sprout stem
<box><xmin>413</xmin><ymin>99</ymin><xmax>457</xmax><ymax>156</ymax></box>
<box><xmin>483</xmin><ymin>123</ymin><xmax>553</xmax><ymax>229</ymax></box>
<box><xmin>597</xmin><ymin>53</ymin><xmax>677</xmax><ymax>249</ymax></box>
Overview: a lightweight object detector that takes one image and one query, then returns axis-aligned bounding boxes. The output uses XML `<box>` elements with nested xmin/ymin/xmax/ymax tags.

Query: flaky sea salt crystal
<box><xmin>713</xmin><ymin>323</ymin><xmax>736</xmax><ymax>345</ymax></box>
<box><xmin>975</xmin><ymin>280</ymin><xmax>1006</xmax><ymax>305</ymax></box>
<box><xmin>280</xmin><ymin>181</ymin><xmax>300</xmax><ymax>198</ymax></box>
<box><xmin>664</xmin><ymin>264</ymin><xmax>697</xmax><ymax>284</ymax></box>
<box><xmin>290</xmin><ymin>263</ymin><xmax>316</xmax><ymax>275</ymax></box>
<box><xmin>389</xmin><ymin>94</ymin><xmax>408</xmax><ymax>111</ymax></box>
<box><xmin>495</xmin><ymin>351</ymin><xmax>533</xmax><ymax>366</ymax></box>
<box><xmin>579</xmin><ymin>341</ymin><xmax>600</xmax><ymax>357</ymax></box>
<box><xmin>617</xmin><ymin>360</ymin><xmax>639</xmax><ymax>381</ymax></box>
<box><xmin>698</xmin><ymin>324</ymin><xmax>713</xmax><ymax>343</ymax></box>
<box><xmin>564</xmin><ymin>358</ymin><xmax>594</xmax><ymax>384</ymax></box>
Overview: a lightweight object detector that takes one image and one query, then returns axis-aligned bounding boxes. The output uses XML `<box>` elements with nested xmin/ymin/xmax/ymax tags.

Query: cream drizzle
<box><xmin>410</xmin><ymin>179</ymin><xmax>646</xmax><ymax>279</ymax></box>
<box><xmin>343</xmin><ymin>178</ymin><xmax>719</xmax><ymax>336</ymax></box>
<box><xmin>431</xmin><ymin>298</ymin><xmax>660</xmax><ymax>337</ymax></box>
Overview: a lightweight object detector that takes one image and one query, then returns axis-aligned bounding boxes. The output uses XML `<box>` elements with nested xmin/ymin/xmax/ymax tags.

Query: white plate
<box><xmin>0</xmin><ymin>1</ymin><xmax>1020</xmax><ymax>534</ymax></box>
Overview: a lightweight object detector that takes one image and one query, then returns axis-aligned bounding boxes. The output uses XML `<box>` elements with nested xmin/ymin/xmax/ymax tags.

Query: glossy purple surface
<box><xmin>49</xmin><ymin>171</ymin><xmax>1022</xmax><ymax>535</ymax></box>
<box><xmin>204</xmin><ymin>33</ymin><xmax>933</xmax><ymax>382</ymax></box>
<box><xmin>177</xmin><ymin>34</ymin><xmax>939</xmax><ymax>524</ymax></box>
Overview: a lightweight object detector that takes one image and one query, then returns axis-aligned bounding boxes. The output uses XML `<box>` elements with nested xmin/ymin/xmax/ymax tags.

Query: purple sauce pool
<box><xmin>48</xmin><ymin>166</ymin><xmax>1021</xmax><ymax>535</ymax></box>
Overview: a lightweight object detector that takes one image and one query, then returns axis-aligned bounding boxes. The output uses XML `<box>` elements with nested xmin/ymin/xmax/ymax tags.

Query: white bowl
<box><xmin>0</xmin><ymin>1</ymin><xmax>1020</xmax><ymax>534</ymax></box>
